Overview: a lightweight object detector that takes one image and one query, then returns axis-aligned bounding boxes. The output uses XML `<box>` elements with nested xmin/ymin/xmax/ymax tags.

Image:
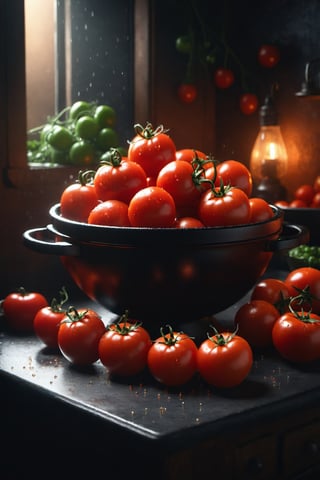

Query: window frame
<box><xmin>0</xmin><ymin>0</ymin><xmax>152</xmax><ymax>187</ymax></box>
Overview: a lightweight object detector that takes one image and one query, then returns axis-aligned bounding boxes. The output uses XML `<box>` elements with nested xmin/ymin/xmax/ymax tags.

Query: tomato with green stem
<box><xmin>156</xmin><ymin>159</ymin><xmax>202</xmax><ymax>208</ymax></box>
<box><xmin>33</xmin><ymin>286</ymin><xmax>69</xmax><ymax>349</ymax></box>
<box><xmin>197</xmin><ymin>327</ymin><xmax>253</xmax><ymax>388</ymax></box>
<box><xmin>60</xmin><ymin>169</ymin><xmax>99</xmax><ymax>223</ymax></box>
<box><xmin>272</xmin><ymin>304</ymin><xmax>320</xmax><ymax>363</ymax></box>
<box><xmin>1</xmin><ymin>287</ymin><xmax>48</xmax><ymax>333</ymax></box>
<box><xmin>284</xmin><ymin>267</ymin><xmax>320</xmax><ymax>315</ymax></box>
<box><xmin>98</xmin><ymin>310</ymin><xmax>152</xmax><ymax>376</ymax></box>
<box><xmin>58</xmin><ymin>306</ymin><xmax>106</xmax><ymax>365</ymax></box>
<box><xmin>215</xmin><ymin>160</ymin><xmax>253</xmax><ymax>197</ymax></box>
<box><xmin>199</xmin><ymin>183</ymin><xmax>251</xmax><ymax>227</ymax></box>
<box><xmin>251</xmin><ymin>278</ymin><xmax>290</xmax><ymax>313</ymax></box>
<box><xmin>128</xmin><ymin>123</ymin><xmax>176</xmax><ymax>178</ymax></box>
<box><xmin>128</xmin><ymin>186</ymin><xmax>176</xmax><ymax>227</ymax></box>
<box><xmin>94</xmin><ymin>148</ymin><xmax>147</xmax><ymax>204</ymax></box>
<box><xmin>147</xmin><ymin>325</ymin><xmax>198</xmax><ymax>386</ymax></box>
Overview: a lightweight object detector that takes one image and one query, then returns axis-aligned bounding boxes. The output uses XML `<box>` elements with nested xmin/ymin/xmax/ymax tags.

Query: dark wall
<box><xmin>151</xmin><ymin>0</ymin><xmax>320</xmax><ymax>199</ymax></box>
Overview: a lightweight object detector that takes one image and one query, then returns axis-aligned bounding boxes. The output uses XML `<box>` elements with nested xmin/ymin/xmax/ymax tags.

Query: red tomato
<box><xmin>58</xmin><ymin>307</ymin><xmax>106</xmax><ymax>365</ymax></box>
<box><xmin>177</xmin><ymin>83</ymin><xmax>198</xmax><ymax>103</ymax></box>
<box><xmin>88</xmin><ymin>200</ymin><xmax>130</xmax><ymax>226</ymax></box>
<box><xmin>235</xmin><ymin>300</ymin><xmax>280</xmax><ymax>348</ymax></box>
<box><xmin>199</xmin><ymin>185</ymin><xmax>251</xmax><ymax>227</ymax></box>
<box><xmin>311</xmin><ymin>192</ymin><xmax>320</xmax><ymax>208</ymax></box>
<box><xmin>175</xmin><ymin>149</ymin><xmax>207</xmax><ymax>163</ymax></box>
<box><xmin>94</xmin><ymin>157</ymin><xmax>147</xmax><ymax>204</ymax></box>
<box><xmin>274</xmin><ymin>200</ymin><xmax>289</xmax><ymax>208</ymax></box>
<box><xmin>128</xmin><ymin>123</ymin><xmax>176</xmax><ymax>178</ymax></box>
<box><xmin>313</xmin><ymin>176</ymin><xmax>320</xmax><ymax>193</ymax></box>
<box><xmin>98</xmin><ymin>312</ymin><xmax>152</xmax><ymax>376</ymax></box>
<box><xmin>258</xmin><ymin>44</ymin><xmax>280</xmax><ymax>68</ymax></box>
<box><xmin>214</xmin><ymin>68</ymin><xmax>235</xmax><ymax>89</ymax></box>
<box><xmin>128</xmin><ymin>186</ymin><xmax>176</xmax><ymax>227</ymax></box>
<box><xmin>2</xmin><ymin>287</ymin><xmax>48</xmax><ymax>333</ymax></box>
<box><xmin>156</xmin><ymin>160</ymin><xmax>201</xmax><ymax>208</ymax></box>
<box><xmin>197</xmin><ymin>329</ymin><xmax>253</xmax><ymax>388</ymax></box>
<box><xmin>175</xmin><ymin>217</ymin><xmax>204</xmax><ymax>228</ymax></box>
<box><xmin>33</xmin><ymin>287</ymin><xmax>69</xmax><ymax>349</ymax></box>
<box><xmin>251</xmin><ymin>278</ymin><xmax>290</xmax><ymax>313</ymax></box>
<box><xmin>60</xmin><ymin>170</ymin><xmax>99</xmax><ymax>222</ymax></box>
<box><xmin>284</xmin><ymin>267</ymin><xmax>320</xmax><ymax>315</ymax></box>
<box><xmin>272</xmin><ymin>310</ymin><xmax>320</xmax><ymax>362</ymax></box>
<box><xmin>215</xmin><ymin>160</ymin><xmax>253</xmax><ymax>197</ymax></box>
<box><xmin>289</xmin><ymin>199</ymin><xmax>308</xmax><ymax>208</ymax></box>
<box><xmin>294</xmin><ymin>184</ymin><xmax>315</xmax><ymax>206</ymax></box>
<box><xmin>249</xmin><ymin>197</ymin><xmax>274</xmax><ymax>223</ymax></box>
<box><xmin>147</xmin><ymin>326</ymin><xmax>198</xmax><ymax>386</ymax></box>
<box><xmin>239</xmin><ymin>93</ymin><xmax>258</xmax><ymax>115</ymax></box>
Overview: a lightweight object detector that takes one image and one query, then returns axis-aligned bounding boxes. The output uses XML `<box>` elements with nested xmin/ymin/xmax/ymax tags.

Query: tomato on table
<box><xmin>251</xmin><ymin>278</ymin><xmax>290</xmax><ymax>313</ymax></box>
<box><xmin>98</xmin><ymin>311</ymin><xmax>152</xmax><ymax>376</ymax></box>
<box><xmin>128</xmin><ymin>186</ymin><xmax>176</xmax><ymax>227</ymax></box>
<box><xmin>60</xmin><ymin>169</ymin><xmax>99</xmax><ymax>222</ymax></box>
<box><xmin>272</xmin><ymin>309</ymin><xmax>320</xmax><ymax>362</ymax></box>
<box><xmin>197</xmin><ymin>328</ymin><xmax>253</xmax><ymax>388</ymax></box>
<box><xmin>2</xmin><ymin>287</ymin><xmax>48</xmax><ymax>333</ymax></box>
<box><xmin>33</xmin><ymin>286</ymin><xmax>69</xmax><ymax>349</ymax></box>
<box><xmin>284</xmin><ymin>267</ymin><xmax>320</xmax><ymax>315</ymax></box>
<box><xmin>128</xmin><ymin>122</ymin><xmax>176</xmax><ymax>178</ymax></box>
<box><xmin>58</xmin><ymin>307</ymin><xmax>106</xmax><ymax>365</ymax></box>
<box><xmin>234</xmin><ymin>299</ymin><xmax>280</xmax><ymax>348</ymax></box>
<box><xmin>147</xmin><ymin>325</ymin><xmax>198</xmax><ymax>386</ymax></box>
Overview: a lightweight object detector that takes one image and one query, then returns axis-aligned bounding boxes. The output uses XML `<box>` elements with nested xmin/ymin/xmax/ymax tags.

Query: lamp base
<box><xmin>253</xmin><ymin>177</ymin><xmax>287</xmax><ymax>204</ymax></box>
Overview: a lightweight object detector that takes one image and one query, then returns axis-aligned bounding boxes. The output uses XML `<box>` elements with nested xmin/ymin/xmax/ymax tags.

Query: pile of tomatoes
<box><xmin>59</xmin><ymin>122</ymin><xmax>274</xmax><ymax>228</ymax></box>
<box><xmin>2</xmin><ymin>266</ymin><xmax>320</xmax><ymax>389</ymax></box>
<box><xmin>235</xmin><ymin>266</ymin><xmax>320</xmax><ymax>363</ymax></box>
<box><xmin>0</xmin><ymin>287</ymin><xmax>253</xmax><ymax>389</ymax></box>
<box><xmin>276</xmin><ymin>176</ymin><xmax>320</xmax><ymax>208</ymax></box>
<box><xmin>27</xmin><ymin>100</ymin><xmax>125</xmax><ymax>167</ymax></box>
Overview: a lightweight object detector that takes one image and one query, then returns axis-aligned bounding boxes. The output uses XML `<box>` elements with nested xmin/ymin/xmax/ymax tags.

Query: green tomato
<box><xmin>40</xmin><ymin>124</ymin><xmax>54</xmax><ymax>143</ymax></box>
<box><xmin>69</xmin><ymin>140</ymin><xmax>96</xmax><ymax>166</ymax></box>
<box><xmin>75</xmin><ymin>115</ymin><xmax>100</xmax><ymax>140</ymax></box>
<box><xmin>94</xmin><ymin>105</ymin><xmax>116</xmax><ymax>129</ymax></box>
<box><xmin>96</xmin><ymin>127</ymin><xmax>119</xmax><ymax>151</ymax></box>
<box><xmin>47</xmin><ymin>125</ymin><xmax>74</xmax><ymax>151</ymax></box>
<box><xmin>49</xmin><ymin>147</ymin><xmax>70</xmax><ymax>165</ymax></box>
<box><xmin>69</xmin><ymin>100</ymin><xmax>92</xmax><ymax>121</ymax></box>
<box><xmin>175</xmin><ymin>35</ymin><xmax>192</xmax><ymax>54</ymax></box>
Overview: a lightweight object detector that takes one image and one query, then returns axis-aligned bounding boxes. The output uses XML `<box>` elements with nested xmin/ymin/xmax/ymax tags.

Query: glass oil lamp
<box><xmin>250</xmin><ymin>91</ymin><xmax>288</xmax><ymax>204</ymax></box>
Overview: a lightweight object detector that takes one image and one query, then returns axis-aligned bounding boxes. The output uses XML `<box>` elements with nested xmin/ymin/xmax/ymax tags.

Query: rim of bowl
<box><xmin>49</xmin><ymin>203</ymin><xmax>283</xmax><ymax>246</ymax></box>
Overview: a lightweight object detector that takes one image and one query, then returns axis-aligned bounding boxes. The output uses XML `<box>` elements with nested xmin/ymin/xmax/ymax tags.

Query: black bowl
<box><xmin>23</xmin><ymin>203</ymin><xmax>308</xmax><ymax>326</ymax></box>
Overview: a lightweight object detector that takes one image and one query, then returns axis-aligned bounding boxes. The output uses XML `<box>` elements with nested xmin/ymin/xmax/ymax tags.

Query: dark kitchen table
<box><xmin>2</xmin><ymin>265</ymin><xmax>320</xmax><ymax>480</ymax></box>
